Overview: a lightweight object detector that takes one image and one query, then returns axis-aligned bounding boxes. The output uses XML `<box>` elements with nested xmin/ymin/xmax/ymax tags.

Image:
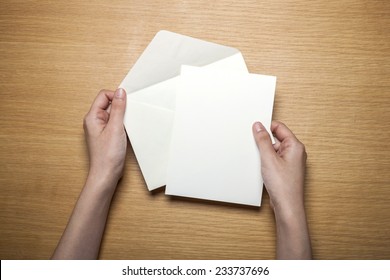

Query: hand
<box><xmin>253</xmin><ymin>121</ymin><xmax>311</xmax><ymax>259</ymax></box>
<box><xmin>252</xmin><ymin>121</ymin><xmax>307</xmax><ymax>214</ymax></box>
<box><xmin>52</xmin><ymin>88</ymin><xmax>128</xmax><ymax>260</ymax></box>
<box><xmin>83</xmin><ymin>88</ymin><xmax>127</xmax><ymax>189</ymax></box>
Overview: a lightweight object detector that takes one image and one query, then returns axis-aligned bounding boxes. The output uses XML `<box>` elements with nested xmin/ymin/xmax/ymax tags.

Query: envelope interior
<box><xmin>120</xmin><ymin>30</ymin><xmax>241</xmax><ymax>94</ymax></box>
<box><xmin>120</xmin><ymin>31</ymin><xmax>250</xmax><ymax>191</ymax></box>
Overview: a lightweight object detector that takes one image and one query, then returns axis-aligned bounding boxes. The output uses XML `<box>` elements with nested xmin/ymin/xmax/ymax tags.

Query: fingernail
<box><xmin>254</xmin><ymin>122</ymin><xmax>262</xmax><ymax>133</ymax></box>
<box><xmin>116</xmin><ymin>88</ymin><xmax>124</xmax><ymax>98</ymax></box>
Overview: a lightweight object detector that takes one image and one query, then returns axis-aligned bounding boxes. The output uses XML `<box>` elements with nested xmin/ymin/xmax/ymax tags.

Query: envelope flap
<box><xmin>120</xmin><ymin>30</ymin><xmax>240</xmax><ymax>93</ymax></box>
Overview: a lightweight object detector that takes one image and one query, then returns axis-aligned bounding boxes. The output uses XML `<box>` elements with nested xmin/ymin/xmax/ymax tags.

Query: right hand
<box><xmin>252</xmin><ymin>121</ymin><xmax>307</xmax><ymax>214</ymax></box>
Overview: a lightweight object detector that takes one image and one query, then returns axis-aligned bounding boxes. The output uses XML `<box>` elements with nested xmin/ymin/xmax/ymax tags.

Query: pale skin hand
<box><xmin>52</xmin><ymin>90</ymin><xmax>309</xmax><ymax>259</ymax></box>
<box><xmin>52</xmin><ymin>88</ymin><xmax>127</xmax><ymax>259</ymax></box>
<box><xmin>252</xmin><ymin>121</ymin><xmax>312</xmax><ymax>259</ymax></box>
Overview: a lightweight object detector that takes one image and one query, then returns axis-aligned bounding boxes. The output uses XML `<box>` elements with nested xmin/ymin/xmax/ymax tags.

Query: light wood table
<box><xmin>1</xmin><ymin>0</ymin><xmax>389</xmax><ymax>259</ymax></box>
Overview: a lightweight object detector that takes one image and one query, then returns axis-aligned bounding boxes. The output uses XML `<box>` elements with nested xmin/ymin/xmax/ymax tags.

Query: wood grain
<box><xmin>0</xmin><ymin>0</ymin><xmax>389</xmax><ymax>259</ymax></box>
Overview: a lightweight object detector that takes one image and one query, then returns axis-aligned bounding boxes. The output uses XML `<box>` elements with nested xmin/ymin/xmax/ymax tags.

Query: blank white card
<box><xmin>165</xmin><ymin>66</ymin><xmax>276</xmax><ymax>206</ymax></box>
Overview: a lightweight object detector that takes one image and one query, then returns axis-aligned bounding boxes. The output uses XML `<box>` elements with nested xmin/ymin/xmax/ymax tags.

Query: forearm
<box><xmin>51</xmin><ymin>175</ymin><xmax>118</xmax><ymax>259</ymax></box>
<box><xmin>274</xmin><ymin>204</ymin><xmax>312</xmax><ymax>260</ymax></box>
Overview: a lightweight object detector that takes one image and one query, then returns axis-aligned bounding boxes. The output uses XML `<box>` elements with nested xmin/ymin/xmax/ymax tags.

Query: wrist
<box><xmin>85</xmin><ymin>167</ymin><xmax>120</xmax><ymax>197</ymax></box>
<box><xmin>273</xmin><ymin>201</ymin><xmax>306</xmax><ymax>224</ymax></box>
<box><xmin>272</xmin><ymin>200</ymin><xmax>312</xmax><ymax>260</ymax></box>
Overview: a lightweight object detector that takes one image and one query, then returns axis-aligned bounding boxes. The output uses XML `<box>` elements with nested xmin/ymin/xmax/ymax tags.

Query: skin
<box><xmin>52</xmin><ymin>88</ymin><xmax>312</xmax><ymax>259</ymax></box>
<box><xmin>52</xmin><ymin>88</ymin><xmax>127</xmax><ymax>259</ymax></box>
<box><xmin>252</xmin><ymin>121</ymin><xmax>312</xmax><ymax>259</ymax></box>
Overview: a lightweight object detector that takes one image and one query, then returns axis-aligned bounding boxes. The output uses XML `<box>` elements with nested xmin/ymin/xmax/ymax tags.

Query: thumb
<box><xmin>252</xmin><ymin>122</ymin><xmax>275</xmax><ymax>161</ymax></box>
<box><xmin>108</xmin><ymin>88</ymin><xmax>126</xmax><ymax>131</ymax></box>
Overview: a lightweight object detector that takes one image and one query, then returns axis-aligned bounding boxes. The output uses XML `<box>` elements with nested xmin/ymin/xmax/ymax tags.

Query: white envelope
<box><xmin>120</xmin><ymin>31</ymin><xmax>248</xmax><ymax>190</ymax></box>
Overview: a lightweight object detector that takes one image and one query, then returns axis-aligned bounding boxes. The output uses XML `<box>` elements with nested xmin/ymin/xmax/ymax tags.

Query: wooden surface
<box><xmin>0</xmin><ymin>0</ymin><xmax>389</xmax><ymax>260</ymax></box>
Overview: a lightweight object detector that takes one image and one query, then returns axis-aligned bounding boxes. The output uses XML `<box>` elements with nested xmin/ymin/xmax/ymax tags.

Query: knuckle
<box><xmin>294</xmin><ymin>140</ymin><xmax>307</xmax><ymax>157</ymax></box>
<box><xmin>298</xmin><ymin>141</ymin><xmax>306</xmax><ymax>152</ymax></box>
<box><xmin>98</xmin><ymin>89</ymin><xmax>108</xmax><ymax>95</ymax></box>
<box><xmin>96</xmin><ymin>110</ymin><xmax>106</xmax><ymax>120</ymax></box>
<box><xmin>83</xmin><ymin>113</ymin><xmax>92</xmax><ymax>131</ymax></box>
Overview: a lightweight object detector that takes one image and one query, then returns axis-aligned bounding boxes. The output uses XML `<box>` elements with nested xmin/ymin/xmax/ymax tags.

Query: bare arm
<box><xmin>52</xmin><ymin>88</ymin><xmax>127</xmax><ymax>259</ymax></box>
<box><xmin>253</xmin><ymin>121</ymin><xmax>312</xmax><ymax>259</ymax></box>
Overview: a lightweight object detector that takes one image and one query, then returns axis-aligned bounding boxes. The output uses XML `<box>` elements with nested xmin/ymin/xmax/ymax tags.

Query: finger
<box><xmin>252</xmin><ymin>122</ymin><xmax>276</xmax><ymax>161</ymax></box>
<box><xmin>107</xmin><ymin>88</ymin><xmax>126</xmax><ymax>132</ymax></box>
<box><xmin>271</xmin><ymin>120</ymin><xmax>298</xmax><ymax>143</ymax></box>
<box><xmin>90</xmin><ymin>89</ymin><xmax>115</xmax><ymax>113</ymax></box>
<box><xmin>106</xmin><ymin>103</ymin><xmax>112</xmax><ymax>114</ymax></box>
<box><xmin>272</xmin><ymin>136</ymin><xmax>281</xmax><ymax>151</ymax></box>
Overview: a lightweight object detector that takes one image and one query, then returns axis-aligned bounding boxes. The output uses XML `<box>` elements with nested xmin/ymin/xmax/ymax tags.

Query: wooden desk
<box><xmin>1</xmin><ymin>0</ymin><xmax>389</xmax><ymax>259</ymax></box>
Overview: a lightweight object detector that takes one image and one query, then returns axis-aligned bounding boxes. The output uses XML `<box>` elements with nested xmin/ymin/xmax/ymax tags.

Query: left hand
<box><xmin>83</xmin><ymin>88</ymin><xmax>127</xmax><ymax>188</ymax></box>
